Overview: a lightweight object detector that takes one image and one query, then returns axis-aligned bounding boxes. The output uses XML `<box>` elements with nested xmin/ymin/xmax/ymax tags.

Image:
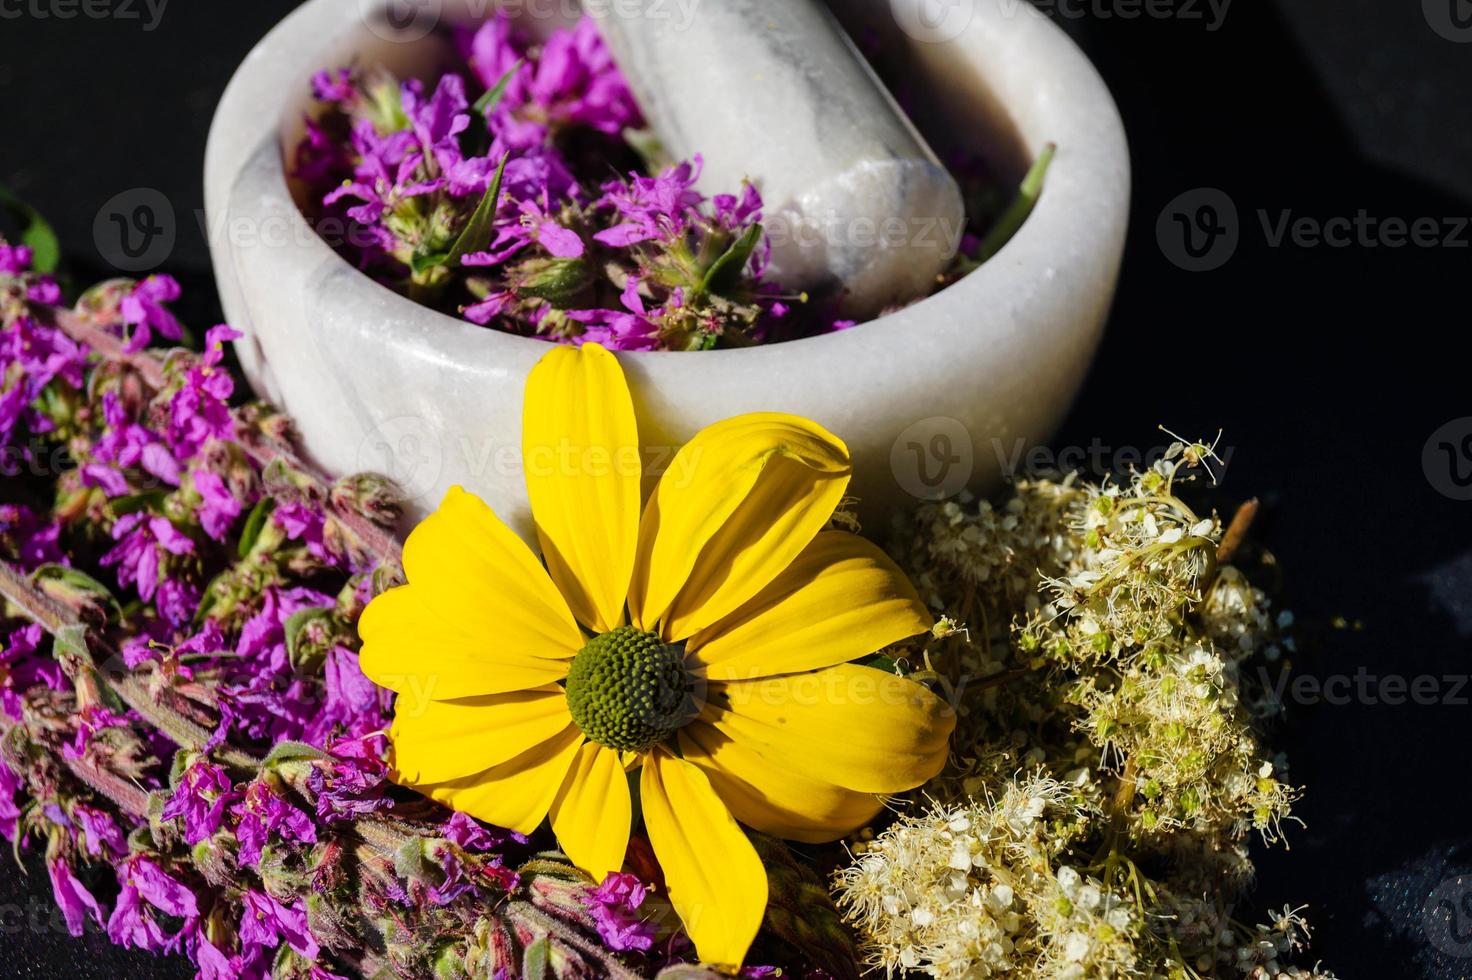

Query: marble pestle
<box><xmin>594</xmin><ymin>0</ymin><xmax>966</xmax><ymax>320</ymax></box>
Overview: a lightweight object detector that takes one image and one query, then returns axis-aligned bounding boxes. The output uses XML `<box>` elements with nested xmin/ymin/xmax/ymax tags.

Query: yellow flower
<box><xmin>359</xmin><ymin>343</ymin><xmax>954</xmax><ymax>969</ymax></box>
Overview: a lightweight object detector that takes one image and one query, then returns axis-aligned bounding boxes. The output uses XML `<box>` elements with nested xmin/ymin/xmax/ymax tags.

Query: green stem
<box><xmin>0</xmin><ymin>560</ymin><xmax>259</xmax><ymax>770</ymax></box>
<box><xmin>969</xmin><ymin>142</ymin><xmax>1057</xmax><ymax>268</ymax></box>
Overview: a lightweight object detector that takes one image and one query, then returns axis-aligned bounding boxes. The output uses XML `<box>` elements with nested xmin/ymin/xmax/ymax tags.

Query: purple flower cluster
<box><xmin>0</xmin><ymin>237</ymin><xmax>826</xmax><ymax>979</ymax></box>
<box><xmin>300</xmin><ymin>14</ymin><xmax>843</xmax><ymax>350</ymax></box>
<box><xmin>1</xmin><ymin>247</ymin><xmax>410</xmax><ymax>976</ymax></box>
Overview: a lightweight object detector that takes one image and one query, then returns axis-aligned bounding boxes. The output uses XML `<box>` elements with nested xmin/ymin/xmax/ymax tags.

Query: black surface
<box><xmin>2</xmin><ymin>1</ymin><xmax>1471</xmax><ymax>977</ymax></box>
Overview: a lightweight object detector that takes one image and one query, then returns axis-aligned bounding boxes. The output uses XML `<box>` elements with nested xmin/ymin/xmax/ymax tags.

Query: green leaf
<box><xmin>521</xmin><ymin>936</ymin><xmax>550</xmax><ymax>980</ymax></box>
<box><xmin>513</xmin><ymin>257</ymin><xmax>592</xmax><ymax>307</ymax></box>
<box><xmin>472</xmin><ymin>59</ymin><xmax>522</xmax><ymax>115</ymax></box>
<box><xmin>284</xmin><ymin>605</ymin><xmax>337</xmax><ymax>673</ymax></box>
<box><xmin>0</xmin><ymin>184</ymin><xmax>61</xmax><ymax>274</ymax></box>
<box><xmin>857</xmin><ymin>653</ymin><xmax>905</xmax><ymax>675</ymax></box>
<box><xmin>698</xmin><ymin>223</ymin><xmax>764</xmax><ymax>298</ymax></box>
<box><xmin>109</xmin><ymin>489</ymin><xmax>170</xmax><ymax>517</ymax></box>
<box><xmin>30</xmin><ymin>564</ymin><xmax>125</xmax><ymax>621</ymax></box>
<box><xmin>236</xmin><ymin>496</ymin><xmax>277</xmax><ymax>559</ymax></box>
<box><xmin>394</xmin><ymin>837</ymin><xmax>427</xmax><ymax>881</ymax></box>
<box><xmin>408</xmin><ymin>152</ymin><xmax>509</xmax><ymax>277</ymax></box>
<box><xmin>262</xmin><ymin>740</ymin><xmax>329</xmax><ymax>767</ymax></box>
<box><xmin>446</xmin><ymin>152</ymin><xmax>510</xmax><ymax>265</ymax></box>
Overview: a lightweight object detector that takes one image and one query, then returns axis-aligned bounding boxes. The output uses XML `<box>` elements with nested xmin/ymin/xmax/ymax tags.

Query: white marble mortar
<box><xmin>204</xmin><ymin>0</ymin><xmax>1130</xmax><ymax>537</ymax></box>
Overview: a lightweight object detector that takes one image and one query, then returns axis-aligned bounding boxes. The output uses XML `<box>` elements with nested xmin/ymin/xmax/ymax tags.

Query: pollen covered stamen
<box><xmin>564</xmin><ymin>626</ymin><xmax>696</xmax><ymax>753</ymax></box>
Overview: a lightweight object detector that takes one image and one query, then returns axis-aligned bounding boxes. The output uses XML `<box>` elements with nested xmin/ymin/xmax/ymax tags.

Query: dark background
<box><xmin>2</xmin><ymin>0</ymin><xmax>1470</xmax><ymax>976</ymax></box>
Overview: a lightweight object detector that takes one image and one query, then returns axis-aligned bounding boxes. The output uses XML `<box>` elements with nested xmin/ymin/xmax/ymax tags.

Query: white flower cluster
<box><xmin>835</xmin><ymin>774</ymin><xmax>1138</xmax><ymax>979</ymax></box>
<box><xmin>846</xmin><ymin>436</ymin><xmax>1330</xmax><ymax>978</ymax></box>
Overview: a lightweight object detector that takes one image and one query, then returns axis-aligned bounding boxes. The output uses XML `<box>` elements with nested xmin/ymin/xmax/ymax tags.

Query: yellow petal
<box><xmin>411</xmin><ymin>724</ymin><xmax>583</xmax><ymax>835</ymax></box>
<box><xmin>679</xmin><ymin>724</ymin><xmax>884</xmax><ymax>844</ymax></box>
<box><xmin>523</xmin><ymin>343</ymin><xmax>641</xmax><ymax>633</ymax></box>
<box><xmin>687</xmin><ymin>531</ymin><xmax>932</xmax><ymax>681</ymax></box>
<box><xmin>629</xmin><ymin>414</ymin><xmax>850</xmax><ymax>641</ymax></box>
<box><xmin>709</xmin><ymin>664</ymin><xmax>955</xmax><ymax>794</ymax></box>
<box><xmin>549</xmin><ymin>742</ymin><xmax>632</xmax><ymax>881</ymax></box>
<box><xmin>640</xmin><ymin>748</ymin><xmax>767</xmax><ymax>971</ymax></box>
<box><xmin>400</xmin><ymin>486</ymin><xmax>585</xmax><ymax>656</ymax></box>
<box><xmin>360</xmin><ymin>585</ymin><xmax>571</xmax><ymax>700</ymax></box>
<box><xmin>389</xmin><ymin>686</ymin><xmax>572</xmax><ymax>784</ymax></box>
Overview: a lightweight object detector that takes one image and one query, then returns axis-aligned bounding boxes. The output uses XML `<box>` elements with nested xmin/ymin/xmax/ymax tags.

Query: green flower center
<box><xmin>564</xmin><ymin>626</ymin><xmax>696</xmax><ymax>753</ymax></box>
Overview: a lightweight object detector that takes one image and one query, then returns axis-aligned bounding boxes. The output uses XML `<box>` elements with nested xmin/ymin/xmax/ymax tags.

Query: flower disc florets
<box><xmin>565</xmin><ymin>626</ymin><xmax>695</xmax><ymax>752</ymax></box>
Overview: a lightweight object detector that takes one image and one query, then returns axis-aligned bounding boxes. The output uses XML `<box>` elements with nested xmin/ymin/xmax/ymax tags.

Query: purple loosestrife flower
<box><xmin>47</xmin><ymin>857</ymin><xmax>105</xmax><ymax>937</ymax></box>
<box><xmin>232</xmin><ymin>778</ymin><xmax>318</xmax><ymax>867</ymax></box>
<box><xmin>295</xmin><ymin>118</ymin><xmax>352</xmax><ymax>188</ymax></box>
<box><xmin>191</xmin><ymin>468</ymin><xmax>243</xmax><ymax>542</ymax></box>
<box><xmin>236</xmin><ymin>587</ymin><xmax>335</xmax><ymax>674</ymax></box>
<box><xmin>155</xmin><ymin>577</ymin><xmax>202</xmax><ymax>630</ymax></box>
<box><xmin>302</xmin><ymin>646</ymin><xmax>388</xmax><ymax>748</ymax></box>
<box><xmin>107</xmin><ymin>856</ymin><xmax>199</xmax><ymax>952</ymax></box>
<box><xmin>0</xmin><ymin>762</ymin><xmax>21</xmax><ymax>841</ymax></box>
<box><xmin>0</xmin><ymin>241</ymin><xmax>34</xmax><ymax>274</ymax></box>
<box><xmin>402</xmin><ymin>75</ymin><xmax>472</xmax><ymax>183</ymax></box>
<box><xmin>1</xmin><ymin>624</ymin><xmax>66</xmax><ymax>720</ymax></box>
<box><xmin>564</xmin><ymin>308</ymin><xmax>660</xmax><ymax>352</ymax></box>
<box><xmin>85</xmin><ymin>392</ymin><xmax>182</xmax><ymax>492</ymax></box>
<box><xmin>72</xmin><ymin>803</ymin><xmax>127</xmax><ymax>858</ymax></box>
<box><xmin>324</xmin><ymin>122</ymin><xmax>436</xmax><ymax>229</ymax></box>
<box><xmin>465</xmin><ymin>16</ymin><xmax>526</xmax><ymax>98</ymax></box>
<box><xmin>274</xmin><ymin>498</ymin><xmax>330</xmax><ymax>561</ymax></box>
<box><xmin>161</xmin><ymin>759</ymin><xmax>237</xmax><ymax>845</ymax></box>
<box><xmin>594</xmin><ymin>157</ymin><xmax>705</xmax><ymax>247</ymax></box>
<box><xmin>27</xmin><ymin>277</ymin><xmax>61</xmax><ymax>305</ymax></box>
<box><xmin>120</xmin><ymin>275</ymin><xmax>185</xmax><ymax>352</ymax></box>
<box><xmin>465</xmin><ymin>15</ymin><xmax>639</xmax><ymax>138</ymax></box>
<box><xmin>311</xmin><ymin>68</ymin><xmax>355</xmax><ymax>105</ymax></box>
<box><xmin>442</xmin><ymin>809</ymin><xmax>525</xmax><ymax>852</ymax></box>
<box><xmin>65</xmin><ymin>703</ymin><xmax>130</xmax><ymax>756</ymax></box>
<box><xmin>306</xmin><ymin>733</ymin><xmax>392</xmax><ymax>822</ymax></box>
<box><xmin>166</xmin><ymin>325</ymin><xmax>239</xmax><ymax>461</ymax></box>
<box><xmin>240</xmin><ymin>890</ymin><xmax>319</xmax><ymax>960</ymax></box>
<box><xmin>0</xmin><ymin>503</ymin><xmax>65</xmax><ymax>569</ymax></box>
<box><xmin>582</xmin><ymin>872</ymin><xmax>657</xmax><ymax>952</ymax></box>
<box><xmin>184</xmin><ymin>927</ymin><xmax>241</xmax><ymax>980</ymax></box>
<box><xmin>527</xmin><ymin>18</ymin><xmax>641</xmax><ymax>135</ymax></box>
<box><xmin>102</xmin><ymin>513</ymin><xmax>194</xmax><ymax>603</ymax></box>
<box><xmin>0</xmin><ymin>314</ymin><xmax>86</xmax><ymax>440</ymax></box>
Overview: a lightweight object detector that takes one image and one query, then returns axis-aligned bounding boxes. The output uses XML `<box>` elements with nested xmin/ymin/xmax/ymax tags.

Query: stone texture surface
<box><xmin>595</xmin><ymin>0</ymin><xmax>965</xmax><ymax>319</ymax></box>
<box><xmin>203</xmin><ymin>0</ymin><xmax>1131</xmax><ymax>540</ymax></box>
